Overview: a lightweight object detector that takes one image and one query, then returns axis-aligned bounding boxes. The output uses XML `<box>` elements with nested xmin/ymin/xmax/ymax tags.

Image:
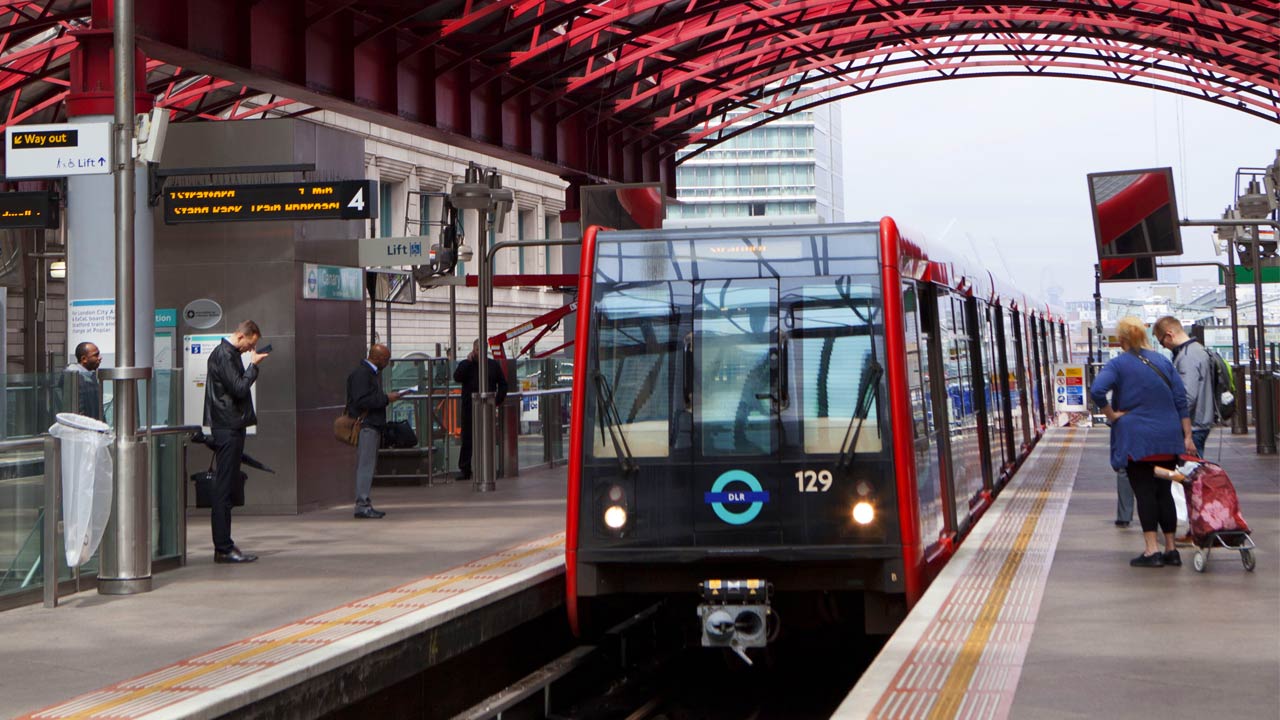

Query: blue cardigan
<box><xmin>1090</xmin><ymin>349</ymin><xmax>1189</xmax><ymax>470</ymax></box>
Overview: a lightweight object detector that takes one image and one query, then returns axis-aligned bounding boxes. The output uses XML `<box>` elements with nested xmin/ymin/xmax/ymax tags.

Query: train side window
<box><xmin>786</xmin><ymin>278</ymin><xmax>883</xmax><ymax>455</ymax></box>
<box><xmin>590</xmin><ymin>283</ymin><xmax>678</xmax><ymax>459</ymax></box>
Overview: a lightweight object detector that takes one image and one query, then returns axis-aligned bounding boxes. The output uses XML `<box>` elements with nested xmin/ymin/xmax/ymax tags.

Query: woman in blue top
<box><xmin>1091</xmin><ymin>316</ymin><xmax>1194</xmax><ymax>567</ymax></box>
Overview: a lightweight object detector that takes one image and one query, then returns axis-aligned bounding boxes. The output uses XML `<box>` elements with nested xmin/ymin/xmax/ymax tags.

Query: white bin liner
<box><xmin>49</xmin><ymin>413</ymin><xmax>114</xmax><ymax>568</ymax></box>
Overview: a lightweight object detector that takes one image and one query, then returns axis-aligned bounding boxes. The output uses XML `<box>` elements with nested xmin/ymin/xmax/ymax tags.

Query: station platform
<box><xmin>2</xmin><ymin>466</ymin><xmax>568</xmax><ymax>720</ymax></box>
<box><xmin>837</xmin><ymin>427</ymin><xmax>1278</xmax><ymax>719</ymax></box>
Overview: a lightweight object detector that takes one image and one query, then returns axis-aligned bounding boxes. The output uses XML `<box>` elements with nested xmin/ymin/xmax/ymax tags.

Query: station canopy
<box><xmin>1</xmin><ymin>1</ymin><xmax>1277</xmax><ymax>184</ymax></box>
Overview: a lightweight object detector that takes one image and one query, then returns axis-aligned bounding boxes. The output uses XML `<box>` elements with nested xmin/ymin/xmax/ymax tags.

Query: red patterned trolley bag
<box><xmin>1186</xmin><ymin>461</ymin><xmax>1251</xmax><ymax>539</ymax></box>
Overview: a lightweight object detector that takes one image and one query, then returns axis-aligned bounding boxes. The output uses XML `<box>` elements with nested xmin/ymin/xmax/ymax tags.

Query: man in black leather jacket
<box><xmin>203</xmin><ymin>320</ymin><xmax>269</xmax><ymax>563</ymax></box>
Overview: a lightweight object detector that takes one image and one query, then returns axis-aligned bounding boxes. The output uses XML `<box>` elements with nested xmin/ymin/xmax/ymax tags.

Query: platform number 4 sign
<box><xmin>347</xmin><ymin>186</ymin><xmax>365</xmax><ymax>213</ymax></box>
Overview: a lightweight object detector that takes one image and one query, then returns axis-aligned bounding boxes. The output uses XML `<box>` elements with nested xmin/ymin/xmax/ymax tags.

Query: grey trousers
<box><xmin>355</xmin><ymin>426</ymin><xmax>379</xmax><ymax>509</ymax></box>
<box><xmin>1116</xmin><ymin>467</ymin><xmax>1134</xmax><ymax>523</ymax></box>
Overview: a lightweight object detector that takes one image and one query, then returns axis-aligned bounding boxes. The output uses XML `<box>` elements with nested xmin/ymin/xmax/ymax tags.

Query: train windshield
<box><xmin>588</xmin><ymin>225</ymin><xmax>885</xmax><ymax>465</ymax></box>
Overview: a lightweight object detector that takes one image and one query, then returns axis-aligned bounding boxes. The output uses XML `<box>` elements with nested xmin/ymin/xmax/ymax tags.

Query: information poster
<box><xmin>68</xmin><ymin>298</ymin><xmax>115</xmax><ymax>362</ymax></box>
<box><xmin>1053</xmin><ymin>364</ymin><xmax>1087</xmax><ymax>411</ymax></box>
<box><xmin>184</xmin><ymin>334</ymin><xmax>257</xmax><ymax>434</ymax></box>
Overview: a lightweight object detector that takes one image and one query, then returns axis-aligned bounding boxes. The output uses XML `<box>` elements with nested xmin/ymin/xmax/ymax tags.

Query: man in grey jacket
<box><xmin>1154</xmin><ymin>316</ymin><xmax>1215</xmax><ymax>457</ymax></box>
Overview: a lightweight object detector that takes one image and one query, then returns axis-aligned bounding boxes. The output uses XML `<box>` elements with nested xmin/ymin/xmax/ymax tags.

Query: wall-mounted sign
<box><xmin>4</xmin><ymin>122</ymin><xmax>112</xmax><ymax>178</ymax></box>
<box><xmin>0</xmin><ymin>191</ymin><xmax>59</xmax><ymax>229</ymax></box>
<box><xmin>358</xmin><ymin>236</ymin><xmax>429</xmax><ymax>267</ymax></box>
<box><xmin>303</xmin><ymin>263</ymin><xmax>363</xmax><ymax>301</ymax></box>
<box><xmin>163</xmin><ymin>180</ymin><xmax>378</xmax><ymax>224</ymax></box>
<box><xmin>183</xmin><ymin>298</ymin><xmax>223</xmax><ymax>329</ymax></box>
<box><xmin>68</xmin><ymin>298</ymin><xmax>115</xmax><ymax>361</ymax></box>
<box><xmin>1053</xmin><ymin>364</ymin><xmax>1088</xmax><ymax>412</ymax></box>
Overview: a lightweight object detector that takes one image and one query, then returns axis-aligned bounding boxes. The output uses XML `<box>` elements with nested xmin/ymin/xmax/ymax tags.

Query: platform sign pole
<box><xmin>98</xmin><ymin>0</ymin><xmax>153</xmax><ymax>596</ymax></box>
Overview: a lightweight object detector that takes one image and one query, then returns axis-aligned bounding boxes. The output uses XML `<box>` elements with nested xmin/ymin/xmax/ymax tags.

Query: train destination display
<box><xmin>163</xmin><ymin>180</ymin><xmax>377</xmax><ymax>224</ymax></box>
<box><xmin>0</xmin><ymin>191</ymin><xmax>58</xmax><ymax>229</ymax></box>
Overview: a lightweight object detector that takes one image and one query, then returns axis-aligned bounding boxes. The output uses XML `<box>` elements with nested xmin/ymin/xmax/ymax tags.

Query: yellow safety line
<box><xmin>54</xmin><ymin>537</ymin><xmax>565</xmax><ymax>720</ymax></box>
<box><xmin>924</xmin><ymin>433</ymin><xmax>1071</xmax><ymax>720</ymax></box>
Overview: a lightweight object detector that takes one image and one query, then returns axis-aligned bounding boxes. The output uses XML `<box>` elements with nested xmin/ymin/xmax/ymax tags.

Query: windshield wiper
<box><xmin>594</xmin><ymin>371</ymin><xmax>637</xmax><ymax>476</ymax></box>
<box><xmin>836</xmin><ymin>358</ymin><xmax>883</xmax><ymax>474</ymax></box>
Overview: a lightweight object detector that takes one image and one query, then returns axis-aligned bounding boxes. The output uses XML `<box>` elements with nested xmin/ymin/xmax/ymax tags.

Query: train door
<box><xmin>970</xmin><ymin>300</ymin><xmax>998</xmax><ymax>493</ymax></box>
<box><xmin>992</xmin><ymin>306</ymin><xmax>1016</xmax><ymax>471</ymax></box>
<box><xmin>1027</xmin><ymin>314</ymin><xmax>1045</xmax><ymax>430</ymax></box>
<box><xmin>902</xmin><ymin>282</ymin><xmax>947</xmax><ymax>552</ymax></box>
<box><xmin>1008</xmin><ymin>309</ymin><xmax>1032</xmax><ymax>448</ymax></box>
<box><xmin>938</xmin><ymin>293</ymin><xmax>983</xmax><ymax>525</ymax></box>
<box><xmin>691</xmin><ymin>278</ymin><xmax>783</xmax><ymax>542</ymax></box>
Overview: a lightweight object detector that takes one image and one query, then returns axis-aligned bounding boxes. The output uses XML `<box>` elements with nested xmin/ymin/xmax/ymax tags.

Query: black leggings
<box><xmin>1127</xmin><ymin>460</ymin><xmax>1177</xmax><ymax>534</ymax></box>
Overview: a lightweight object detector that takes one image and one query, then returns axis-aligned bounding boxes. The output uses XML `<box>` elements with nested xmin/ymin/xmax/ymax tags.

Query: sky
<box><xmin>839</xmin><ymin>77</ymin><xmax>1278</xmax><ymax>303</ymax></box>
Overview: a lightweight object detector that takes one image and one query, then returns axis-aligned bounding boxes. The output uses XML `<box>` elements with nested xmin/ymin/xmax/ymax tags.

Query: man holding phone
<box><xmin>345</xmin><ymin>343</ymin><xmax>408</xmax><ymax>518</ymax></box>
<box><xmin>204</xmin><ymin>320</ymin><xmax>269</xmax><ymax>563</ymax></box>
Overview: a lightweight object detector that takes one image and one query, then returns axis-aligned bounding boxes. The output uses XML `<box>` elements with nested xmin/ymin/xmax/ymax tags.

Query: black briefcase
<box><xmin>192</xmin><ymin>462</ymin><xmax>247</xmax><ymax>508</ymax></box>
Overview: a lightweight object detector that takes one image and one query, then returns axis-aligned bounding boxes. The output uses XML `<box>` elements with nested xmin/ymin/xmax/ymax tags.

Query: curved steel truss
<box><xmin>0</xmin><ymin>1</ymin><xmax>1276</xmax><ymax>183</ymax></box>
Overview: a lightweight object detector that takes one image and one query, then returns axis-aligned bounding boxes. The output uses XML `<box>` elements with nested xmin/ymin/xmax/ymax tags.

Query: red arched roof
<box><xmin>1</xmin><ymin>1</ymin><xmax>1276</xmax><ymax>184</ymax></box>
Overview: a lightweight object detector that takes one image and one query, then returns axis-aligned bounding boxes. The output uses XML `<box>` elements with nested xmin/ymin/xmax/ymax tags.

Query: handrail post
<box><xmin>42</xmin><ymin>435</ymin><xmax>61</xmax><ymax>608</ymax></box>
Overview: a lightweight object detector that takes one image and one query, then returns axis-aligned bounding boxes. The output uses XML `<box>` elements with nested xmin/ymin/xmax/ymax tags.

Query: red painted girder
<box><xmin>621</xmin><ymin>11</ymin><xmax>1274</xmax><ymax>115</ymax></box>
<box><xmin>643</xmin><ymin>30</ymin><xmax>1276</xmax><ymax>131</ymax></box>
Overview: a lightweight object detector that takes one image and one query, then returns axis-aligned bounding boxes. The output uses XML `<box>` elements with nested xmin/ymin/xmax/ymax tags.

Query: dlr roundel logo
<box><xmin>703</xmin><ymin>470</ymin><xmax>770</xmax><ymax>526</ymax></box>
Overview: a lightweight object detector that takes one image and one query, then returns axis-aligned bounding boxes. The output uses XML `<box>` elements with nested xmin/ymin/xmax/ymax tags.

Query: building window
<box><xmin>750</xmin><ymin>202</ymin><xmax>766</xmax><ymax>217</ymax></box>
<box><xmin>379</xmin><ymin>182</ymin><xmax>395</xmax><ymax>237</ymax></box>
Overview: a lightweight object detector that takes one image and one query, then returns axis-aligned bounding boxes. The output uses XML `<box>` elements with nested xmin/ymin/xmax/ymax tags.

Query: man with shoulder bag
<box><xmin>344</xmin><ymin>344</ymin><xmax>408</xmax><ymax>519</ymax></box>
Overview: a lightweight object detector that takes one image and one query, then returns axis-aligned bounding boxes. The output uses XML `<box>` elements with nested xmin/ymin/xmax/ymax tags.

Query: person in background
<box><xmin>1154</xmin><ymin>316</ymin><xmax>1215</xmax><ymax>458</ymax></box>
<box><xmin>345</xmin><ymin>343</ymin><xmax>407</xmax><ymax>519</ymax></box>
<box><xmin>65</xmin><ymin>342</ymin><xmax>102</xmax><ymax>419</ymax></box>
<box><xmin>203</xmin><ymin>320</ymin><xmax>269</xmax><ymax>564</ymax></box>
<box><xmin>1090</xmin><ymin>316</ymin><xmax>1194</xmax><ymax>568</ymax></box>
<box><xmin>453</xmin><ymin>340</ymin><xmax>509</xmax><ymax>481</ymax></box>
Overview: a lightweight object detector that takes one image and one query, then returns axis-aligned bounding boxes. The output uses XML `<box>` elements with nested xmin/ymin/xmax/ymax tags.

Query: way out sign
<box><xmin>5</xmin><ymin>122</ymin><xmax>112</xmax><ymax>178</ymax></box>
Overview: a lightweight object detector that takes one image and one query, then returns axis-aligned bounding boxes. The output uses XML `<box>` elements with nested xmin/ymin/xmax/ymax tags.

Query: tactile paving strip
<box><xmin>838</xmin><ymin>428</ymin><xmax>1082</xmax><ymax>720</ymax></box>
<box><xmin>20</xmin><ymin>532</ymin><xmax>566</xmax><ymax>720</ymax></box>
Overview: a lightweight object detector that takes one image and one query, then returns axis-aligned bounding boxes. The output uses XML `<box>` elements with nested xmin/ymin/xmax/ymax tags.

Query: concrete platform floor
<box><xmin>1010</xmin><ymin>430</ymin><xmax>1279</xmax><ymax>718</ymax></box>
<box><xmin>0</xmin><ymin>466</ymin><xmax>567</xmax><ymax>719</ymax></box>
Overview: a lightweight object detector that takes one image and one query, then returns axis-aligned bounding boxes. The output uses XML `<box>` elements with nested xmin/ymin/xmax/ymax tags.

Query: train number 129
<box><xmin>795</xmin><ymin>469</ymin><xmax>833</xmax><ymax>492</ymax></box>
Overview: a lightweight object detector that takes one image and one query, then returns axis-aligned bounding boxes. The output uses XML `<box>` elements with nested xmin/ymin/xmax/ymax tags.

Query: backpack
<box><xmin>1200</xmin><ymin>344</ymin><xmax>1236</xmax><ymax>421</ymax></box>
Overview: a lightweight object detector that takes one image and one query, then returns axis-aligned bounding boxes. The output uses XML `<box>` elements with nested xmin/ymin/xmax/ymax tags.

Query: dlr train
<box><xmin>565</xmin><ymin>220</ymin><xmax>1069</xmax><ymax>658</ymax></box>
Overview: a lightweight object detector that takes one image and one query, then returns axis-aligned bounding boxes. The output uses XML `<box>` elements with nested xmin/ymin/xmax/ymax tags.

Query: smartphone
<box><xmin>257</xmin><ymin>344</ymin><xmax>273</xmax><ymax>354</ymax></box>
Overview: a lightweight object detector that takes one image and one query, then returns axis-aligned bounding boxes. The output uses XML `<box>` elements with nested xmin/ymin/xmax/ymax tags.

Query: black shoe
<box><xmin>1130</xmin><ymin>552</ymin><xmax>1164</xmax><ymax>568</ymax></box>
<box><xmin>1114</xmin><ymin>521</ymin><xmax>1131</xmax><ymax>527</ymax></box>
<box><xmin>1162</xmin><ymin>550</ymin><xmax>1182</xmax><ymax>567</ymax></box>
<box><xmin>354</xmin><ymin>507</ymin><xmax>385</xmax><ymax>519</ymax></box>
<box><xmin>215</xmin><ymin>547</ymin><xmax>258</xmax><ymax>564</ymax></box>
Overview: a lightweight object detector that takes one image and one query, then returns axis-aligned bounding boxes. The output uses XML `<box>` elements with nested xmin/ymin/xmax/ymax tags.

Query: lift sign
<box><xmin>163</xmin><ymin>180</ymin><xmax>378</xmax><ymax>224</ymax></box>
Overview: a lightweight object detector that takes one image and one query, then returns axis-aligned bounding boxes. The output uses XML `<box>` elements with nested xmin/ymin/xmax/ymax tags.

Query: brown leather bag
<box><xmin>333</xmin><ymin>411</ymin><xmax>366</xmax><ymax>446</ymax></box>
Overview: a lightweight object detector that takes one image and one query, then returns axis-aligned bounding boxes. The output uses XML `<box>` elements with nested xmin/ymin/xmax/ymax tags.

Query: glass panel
<box><xmin>697</xmin><ymin>279</ymin><xmax>777</xmax><ymax>457</ymax></box>
<box><xmin>591</xmin><ymin>283</ymin><xmax>677</xmax><ymax>459</ymax></box>
<box><xmin>904</xmin><ymin>286</ymin><xmax>944</xmax><ymax>547</ymax></box>
<box><xmin>942</xmin><ymin>297</ymin><xmax>983</xmax><ymax>508</ymax></box>
<box><xmin>784</xmin><ymin>277</ymin><xmax>882</xmax><ymax>454</ymax></box>
<box><xmin>980</xmin><ymin>305</ymin><xmax>1006</xmax><ymax>471</ymax></box>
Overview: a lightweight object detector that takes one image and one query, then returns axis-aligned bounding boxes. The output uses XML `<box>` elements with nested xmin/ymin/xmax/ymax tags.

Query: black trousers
<box><xmin>1127</xmin><ymin>459</ymin><xmax>1177</xmax><ymax>534</ymax></box>
<box><xmin>211</xmin><ymin>428</ymin><xmax>246</xmax><ymax>553</ymax></box>
<box><xmin>458</xmin><ymin>403</ymin><xmax>473</xmax><ymax>479</ymax></box>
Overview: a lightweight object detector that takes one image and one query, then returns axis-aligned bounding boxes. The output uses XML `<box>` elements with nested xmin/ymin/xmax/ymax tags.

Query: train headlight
<box><xmin>604</xmin><ymin>505</ymin><xmax>628</xmax><ymax>529</ymax></box>
<box><xmin>852</xmin><ymin>501</ymin><xmax>876</xmax><ymax>525</ymax></box>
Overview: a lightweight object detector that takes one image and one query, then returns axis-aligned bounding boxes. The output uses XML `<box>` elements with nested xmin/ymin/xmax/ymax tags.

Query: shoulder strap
<box><xmin>1135</xmin><ymin>351</ymin><xmax>1173</xmax><ymax>389</ymax></box>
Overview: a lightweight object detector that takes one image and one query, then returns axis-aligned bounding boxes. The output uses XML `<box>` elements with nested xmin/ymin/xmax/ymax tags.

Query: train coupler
<box><xmin>696</xmin><ymin>579</ymin><xmax>773</xmax><ymax>665</ymax></box>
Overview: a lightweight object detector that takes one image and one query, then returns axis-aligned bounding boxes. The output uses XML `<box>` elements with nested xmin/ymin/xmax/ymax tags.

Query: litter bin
<box><xmin>48</xmin><ymin>412</ymin><xmax>114</xmax><ymax>568</ymax></box>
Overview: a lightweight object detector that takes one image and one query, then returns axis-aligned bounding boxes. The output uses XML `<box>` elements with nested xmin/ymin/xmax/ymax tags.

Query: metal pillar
<box><xmin>1250</xmin><ymin>227</ymin><xmax>1276</xmax><ymax>454</ymax></box>
<box><xmin>98</xmin><ymin>0</ymin><xmax>152</xmax><ymax>595</ymax></box>
<box><xmin>42</xmin><ymin>435</ymin><xmax>62</xmax><ymax>607</ymax></box>
<box><xmin>1226</xmin><ymin>240</ymin><xmax>1247</xmax><ymax>434</ymax></box>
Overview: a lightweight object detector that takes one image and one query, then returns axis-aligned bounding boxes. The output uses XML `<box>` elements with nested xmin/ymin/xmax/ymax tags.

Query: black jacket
<box><xmin>203</xmin><ymin>339</ymin><xmax>259</xmax><ymax>430</ymax></box>
<box><xmin>346</xmin><ymin>361</ymin><xmax>390</xmax><ymax>429</ymax></box>
<box><xmin>453</xmin><ymin>357</ymin><xmax>509</xmax><ymax>405</ymax></box>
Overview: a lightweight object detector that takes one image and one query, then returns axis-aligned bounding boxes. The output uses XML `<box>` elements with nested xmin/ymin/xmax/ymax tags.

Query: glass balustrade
<box><xmin>0</xmin><ymin>369</ymin><xmax>186</xmax><ymax>607</ymax></box>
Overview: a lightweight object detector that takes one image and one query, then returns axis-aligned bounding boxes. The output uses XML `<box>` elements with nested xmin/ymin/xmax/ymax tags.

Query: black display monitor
<box><xmin>1087</xmin><ymin>167</ymin><xmax>1183</xmax><ymax>259</ymax></box>
<box><xmin>1099</xmin><ymin>256</ymin><xmax>1158</xmax><ymax>283</ymax></box>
